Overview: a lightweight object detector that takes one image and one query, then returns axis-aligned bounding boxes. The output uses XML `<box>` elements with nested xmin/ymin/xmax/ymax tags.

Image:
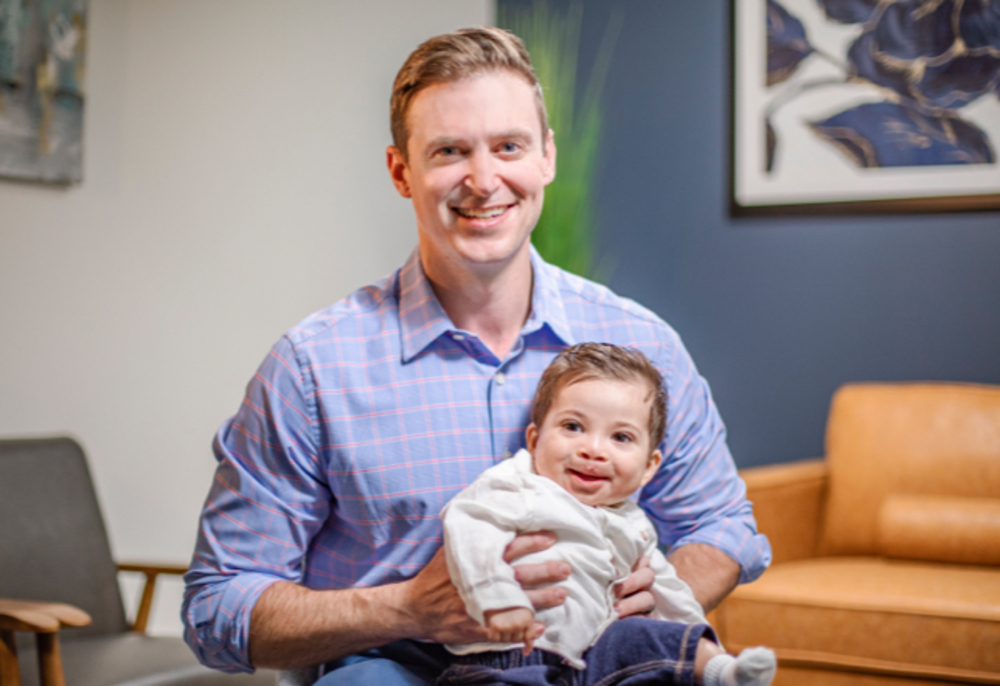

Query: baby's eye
<box><xmin>563</xmin><ymin>421</ymin><xmax>582</xmax><ymax>432</ymax></box>
<box><xmin>613</xmin><ymin>432</ymin><xmax>633</xmax><ymax>443</ymax></box>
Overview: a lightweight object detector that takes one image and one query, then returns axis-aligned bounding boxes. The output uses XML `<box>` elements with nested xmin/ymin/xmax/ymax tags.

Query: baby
<box><xmin>440</xmin><ymin>343</ymin><xmax>775</xmax><ymax>686</ymax></box>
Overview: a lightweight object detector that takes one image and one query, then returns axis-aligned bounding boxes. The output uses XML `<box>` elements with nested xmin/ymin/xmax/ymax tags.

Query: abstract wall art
<box><xmin>732</xmin><ymin>0</ymin><xmax>1000</xmax><ymax>213</ymax></box>
<box><xmin>0</xmin><ymin>0</ymin><xmax>86</xmax><ymax>184</ymax></box>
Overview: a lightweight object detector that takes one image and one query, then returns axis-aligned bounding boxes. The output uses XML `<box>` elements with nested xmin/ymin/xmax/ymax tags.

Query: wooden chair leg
<box><xmin>132</xmin><ymin>570</ymin><xmax>159</xmax><ymax>634</ymax></box>
<box><xmin>1</xmin><ymin>628</ymin><xmax>22</xmax><ymax>686</ymax></box>
<box><xmin>36</xmin><ymin>632</ymin><xmax>64</xmax><ymax>686</ymax></box>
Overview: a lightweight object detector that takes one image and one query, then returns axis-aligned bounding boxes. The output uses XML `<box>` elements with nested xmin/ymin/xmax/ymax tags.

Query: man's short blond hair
<box><xmin>531</xmin><ymin>343</ymin><xmax>668</xmax><ymax>451</ymax></box>
<box><xmin>390</xmin><ymin>26</ymin><xmax>548</xmax><ymax>158</ymax></box>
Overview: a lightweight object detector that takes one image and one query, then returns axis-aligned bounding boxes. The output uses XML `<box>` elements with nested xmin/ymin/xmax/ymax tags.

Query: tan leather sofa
<box><xmin>714</xmin><ymin>383</ymin><xmax>1000</xmax><ymax>685</ymax></box>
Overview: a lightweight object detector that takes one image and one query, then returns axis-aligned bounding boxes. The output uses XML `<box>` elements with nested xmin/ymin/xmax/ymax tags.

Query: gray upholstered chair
<box><xmin>0</xmin><ymin>436</ymin><xmax>277</xmax><ymax>686</ymax></box>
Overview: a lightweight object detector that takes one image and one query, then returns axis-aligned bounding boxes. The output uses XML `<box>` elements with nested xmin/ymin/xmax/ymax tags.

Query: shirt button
<box><xmin>503</xmin><ymin>449</ymin><xmax>512</xmax><ymax>459</ymax></box>
<box><xmin>496</xmin><ymin>372</ymin><xmax>505</xmax><ymax>386</ymax></box>
<box><xmin>452</xmin><ymin>333</ymin><xmax>464</xmax><ymax>341</ymax></box>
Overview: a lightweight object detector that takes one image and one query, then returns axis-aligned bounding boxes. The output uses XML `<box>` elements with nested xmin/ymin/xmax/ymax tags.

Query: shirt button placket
<box><xmin>492</xmin><ymin>370</ymin><xmax>507</xmax><ymax>460</ymax></box>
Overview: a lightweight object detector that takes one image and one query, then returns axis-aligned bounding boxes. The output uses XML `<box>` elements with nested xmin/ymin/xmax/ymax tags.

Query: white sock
<box><xmin>703</xmin><ymin>647</ymin><xmax>776</xmax><ymax>686</ymax></box>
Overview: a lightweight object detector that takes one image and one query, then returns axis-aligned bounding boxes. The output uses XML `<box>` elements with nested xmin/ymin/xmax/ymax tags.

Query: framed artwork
<box><xmin>731</xmin><ymin>0</ymin><xmax>1000</xmax><ymax>214</ymax></box>
<box><xmin>0</xmin><ymin>0</ymin><xmax>87</xmax><ymax>184</ymax></box>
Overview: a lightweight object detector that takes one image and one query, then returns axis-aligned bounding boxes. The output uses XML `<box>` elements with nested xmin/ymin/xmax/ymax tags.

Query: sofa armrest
<box><xmin>741</xmin><ymin>459</ymin><xmax>828</xmax><ymax>564</ymax></box>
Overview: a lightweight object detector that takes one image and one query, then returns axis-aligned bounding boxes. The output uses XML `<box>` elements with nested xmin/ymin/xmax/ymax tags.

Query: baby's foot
<box><xmin>703</xmin><ymin>647</ymin><xmax>777</xmax><ymax>686</ymax></box>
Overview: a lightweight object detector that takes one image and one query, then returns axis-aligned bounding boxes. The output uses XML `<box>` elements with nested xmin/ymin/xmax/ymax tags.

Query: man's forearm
<box><xmin>248</xmin><ymin>546</ymin><xmax>499</xmax><ymax>669</ymax></box>
<box><xmin>667</xmin><ymin>543</ymin><xmax>740</xmax><ymax>613</ymax></box>
<box><xmin>248</xmin><ymin>580</ymin><xmax>416</xmax><ymax>669</ymax></box>
<box><xmin>247</xmin><ymin>537</ymin><xmax>568</xmax><ymax>670</ymax></box>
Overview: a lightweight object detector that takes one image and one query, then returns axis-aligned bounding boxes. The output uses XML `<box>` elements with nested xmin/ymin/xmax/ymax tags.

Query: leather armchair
<box><xmin>715</xmin><ymin>382</ymin><xmax>1000</xmax><ymax>685</ymax></box>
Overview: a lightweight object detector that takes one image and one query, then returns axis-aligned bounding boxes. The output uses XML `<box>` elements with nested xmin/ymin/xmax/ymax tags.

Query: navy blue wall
<box><xmin>502</xmin><ymin>0</ymin><xmax>1000</xmax><ymax>468</ymax></box>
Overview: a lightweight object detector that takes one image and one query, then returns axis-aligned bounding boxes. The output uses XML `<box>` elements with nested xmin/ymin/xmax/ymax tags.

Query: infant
<box><xmin>440</xmin><ymin>343</ymin><xmax>775</xmax><ymax>686</ymax></box>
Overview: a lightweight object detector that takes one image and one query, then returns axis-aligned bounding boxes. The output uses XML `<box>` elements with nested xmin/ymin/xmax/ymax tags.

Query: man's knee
<box><xmin>312</xmin><ymin>658</ymin><xmax>435</xmax><ymax>686</ymax></box>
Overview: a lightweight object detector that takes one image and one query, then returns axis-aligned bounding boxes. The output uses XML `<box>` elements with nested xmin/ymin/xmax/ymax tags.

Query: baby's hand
<box><xmin>484</xmin><ymin>607</ymin><xmax>541</xmax><ymax>655</ymax></box>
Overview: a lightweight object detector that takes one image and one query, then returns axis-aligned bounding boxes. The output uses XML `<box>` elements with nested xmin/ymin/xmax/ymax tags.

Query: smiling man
<box><xmin>182</xmin><ymin>27</ymin><xmax>770</xmax><ymax>686</ymax></box>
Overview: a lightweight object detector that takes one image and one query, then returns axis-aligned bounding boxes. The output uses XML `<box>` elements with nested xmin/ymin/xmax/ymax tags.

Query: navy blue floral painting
<box><xmin>765</xmin><ymin>0</ymin><xmax>999</xmax><ymax>170</ymax></box>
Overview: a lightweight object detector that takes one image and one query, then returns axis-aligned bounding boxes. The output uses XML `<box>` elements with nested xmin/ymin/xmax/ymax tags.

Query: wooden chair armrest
<box><xmin>0</xmin><ymin>605</ymin><xmax>58</xmax><ymax>634</ymax></box>
<box><xmin>0</xmin><ymin>598</ymin><xmax>91</xmax><ymax>686</ymax></box>
<box><xmin>0</xmin><ymin>598</ymin><xmax>91</xmax><ymax>632</ymax></box>
<box><xmin>117</xmin><ymin>562</ymin><xmax>188</xmax><ymax>634</ymax></box>
<box><xmin>741</xmin><ymin>459</ymin><xmax>829</xmax><ymax>564</ymax></box>
<box><xmin>117</xmin><ymin>562</ymin><xmax>189</xmax><ymax>576</ymax></box>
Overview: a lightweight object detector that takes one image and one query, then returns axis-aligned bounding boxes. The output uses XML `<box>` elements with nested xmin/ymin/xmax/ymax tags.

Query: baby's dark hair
<box><xmin>531</xmin><ymin>343</ymin><xmax>667</xmax><ymax>448</ymax></box>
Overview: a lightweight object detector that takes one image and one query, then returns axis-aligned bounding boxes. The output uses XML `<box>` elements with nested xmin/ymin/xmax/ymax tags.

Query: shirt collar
<box><xmin>398</xmin><ymin>249</ymin><xmax>455</xmax><ymax>362</ymax></box>
<box><xmin>524</xmin><ymin>245</ymin><xmax>576</xmax><ymax>347</ymax></box>
<box><xmin>397</xmin><ymin>245</ymin><xmax>576</xmax><ymax>363</ymax></box>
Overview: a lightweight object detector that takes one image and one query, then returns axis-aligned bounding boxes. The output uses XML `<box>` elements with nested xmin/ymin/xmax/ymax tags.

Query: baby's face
<box><xmin>527</xmin><ymin>377</ymin><xmax>662</xmax><ymax>507</ymax></box>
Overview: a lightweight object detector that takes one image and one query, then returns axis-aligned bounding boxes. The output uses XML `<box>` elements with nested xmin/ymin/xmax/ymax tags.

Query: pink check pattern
<box><xmin>182</xmin><ymin>247</ymin><xmax>771</xmax><ymax>673</ymax></box>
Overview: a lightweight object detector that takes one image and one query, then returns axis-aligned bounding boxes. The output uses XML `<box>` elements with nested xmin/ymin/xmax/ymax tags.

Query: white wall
<box><xmin>0</xmin><ymin>0</ymin><xmax>492</xmax><ymax>635</ymax></box>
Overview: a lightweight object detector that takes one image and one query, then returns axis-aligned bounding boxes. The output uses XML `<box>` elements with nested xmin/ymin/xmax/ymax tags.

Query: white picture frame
<box><xmin>731</xmin><ymin>0</ymin><xmax>1000</xmax><ymax>214</ymax></box>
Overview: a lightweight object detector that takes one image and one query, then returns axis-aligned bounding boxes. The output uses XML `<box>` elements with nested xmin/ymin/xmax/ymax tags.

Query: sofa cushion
<box><xmin>878</xmin><ymin>494</ymin><xmax>1000</xmax><ymax>566</ymax></box>
<box><xmin>820</xmin><ymin>383</ymin><xmax>1000</xmax><ymax>556</ymax></box>
<box><xmin>718</xmin><ymin>557</ymin><xmax>1000</xmax><ymax>681</ymax></box>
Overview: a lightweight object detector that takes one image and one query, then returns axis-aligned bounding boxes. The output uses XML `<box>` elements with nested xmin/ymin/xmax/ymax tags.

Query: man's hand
<box><xmin>484</xmin><ymin>607</ymin><xmax>542</xmax><ymax>654</ymax></box>
<box><xmin>399</xmin><ymin>547</ymin><xmax>490</xmax><ymax>644</ymax></box>
<box><xmin>612</xmin><ymin>555</ymin><xmax>656</xmax><ymax>617</ymax></box>
<box><xmin>400</xmin><ymin>531</ymin><xmax>570</xmax><ymax>646</ymax></box>
<box><xmin>503</xmin><ymin>531</ymin><xmax>570</xmax><ymax>612</ymax></box>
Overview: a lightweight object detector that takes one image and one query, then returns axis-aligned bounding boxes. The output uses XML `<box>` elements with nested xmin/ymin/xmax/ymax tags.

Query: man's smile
<box><xmin>452</xmin><ymin>204</ymin><xmax>513</xmax><ymax>220</ymax></box>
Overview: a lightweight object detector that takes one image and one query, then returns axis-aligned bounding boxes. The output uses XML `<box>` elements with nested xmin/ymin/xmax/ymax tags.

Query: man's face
<box><xmin>527</xmin><ymin>377</ymin><xmax>663</xmax><ymax>508</ymax></box>
<box><xmin>387</xmin><ymin>70</ymin><xmax>556</xmax><ymax>278</ymax></box>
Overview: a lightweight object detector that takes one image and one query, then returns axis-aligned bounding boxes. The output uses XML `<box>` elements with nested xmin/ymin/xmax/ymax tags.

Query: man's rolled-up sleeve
<box><xmin>182</xmin><ymin>336</ymin><xmax>329</xmax><ymax>672</ymax></box>
<box><xmin>641</xmin><ymin>335</ymin><xmax>772</xmax><ymax>585</ymax></box>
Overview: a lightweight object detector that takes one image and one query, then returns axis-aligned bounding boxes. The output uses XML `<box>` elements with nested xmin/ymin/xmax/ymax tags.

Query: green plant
<box><xmin>498</xmin><ymin>1</ymin><xmax>622</xmax><ymax>281</ymax></box>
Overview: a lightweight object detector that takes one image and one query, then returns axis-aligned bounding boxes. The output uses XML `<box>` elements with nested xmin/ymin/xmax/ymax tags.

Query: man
<box><xmin>183</xmin><ymin>27</ymin><xmax>770</xmax><ymax>686</ymax></box>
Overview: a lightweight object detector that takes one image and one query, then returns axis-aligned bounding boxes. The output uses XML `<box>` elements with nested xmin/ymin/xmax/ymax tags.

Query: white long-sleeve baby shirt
<box><xmin>441</xmin><ymin>449</ymin><xmax>707</xmax><ymax>668</ymax></box>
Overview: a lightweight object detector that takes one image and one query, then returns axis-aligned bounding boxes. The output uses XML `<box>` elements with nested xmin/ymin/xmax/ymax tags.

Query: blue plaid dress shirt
<box><xmin>182</xmin><ymin>246</ymin><xmax>770</xmax><ymax>672</ymax></box>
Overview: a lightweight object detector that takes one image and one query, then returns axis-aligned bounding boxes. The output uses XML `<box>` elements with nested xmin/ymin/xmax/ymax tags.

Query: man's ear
<box><xmin>542</xmin><ymin>128</ymin><xmax>556</xmax><ymax>185</ymax></box>
<box><xmin>525</xmin><ymin>423</ymin><xmax>539</xmax><ymax>453</ymax></box>
<box><xmin>386</xmin><ymin>145</ymin><xmax>412</xmax><ymax>198</ymax></box>
<box><xmin>639</xmin><ymin>449</ymin><xmax>663</xmax><ymax>489</ymax></box>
